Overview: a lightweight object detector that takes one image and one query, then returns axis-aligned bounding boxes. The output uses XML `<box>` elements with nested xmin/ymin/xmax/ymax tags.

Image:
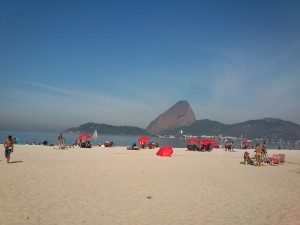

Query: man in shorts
<box><xmin>4</xmin><ymin>135</ymin><xmax>14</xmax><ymax>163</ymax></box>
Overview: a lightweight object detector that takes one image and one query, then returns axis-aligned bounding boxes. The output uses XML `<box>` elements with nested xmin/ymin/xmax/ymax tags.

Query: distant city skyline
<box><xmin>1</xmin><ymin>0</ymin><xmax>300</xmax><ymax>131</ymax></box>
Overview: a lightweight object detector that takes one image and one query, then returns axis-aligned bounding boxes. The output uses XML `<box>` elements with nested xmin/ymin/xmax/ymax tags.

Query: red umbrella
<box><xmin>187</xmin><ymin>138</ymin><xmax>199</xmax><ymax>143</ymax></box>
<box><xmin>199</xmin><ymin>140</ymin><xmax>214</xmax><ymax>145</ymax></box>
<box><xmin>242</xmin><ymin>141</ymin><xmax>250</xmax><ymax>145</ymax></box>
<box><xmin>198</xmin><ymin>140</ymin><xmax>206</xmax><ymax>145</ymax></box>
<box><xmin>138</xmin><ymin>136</ymin><xmax>149</xmax><ymax>143</ymax></box>
<box><xmin>78</xmin><ymin>134</ymin><xmax>91</xmax><ymax>139</ymax></box>
<box><xmin>156</xmin><ymin>146</ymin><xmax>173</xmax><ymax>157</ymax></box>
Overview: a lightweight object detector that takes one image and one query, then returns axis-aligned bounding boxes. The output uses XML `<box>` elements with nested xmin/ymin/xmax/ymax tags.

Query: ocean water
<box><xmin>0</xmin><ymin>130</ymin><xmax>187</xmax><ymax>148</ymax></box>
<box><xmin>0</xmin><ymin>130</ymin><xmax>299</xmax><ymax>150</ymax></box>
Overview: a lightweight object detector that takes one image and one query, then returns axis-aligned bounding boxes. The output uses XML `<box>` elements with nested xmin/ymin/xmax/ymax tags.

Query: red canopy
<box><xmin>242</xmin><ymin>141</ymin><xmax>250</xmax><ymax>145</ymax></box>
<box><xmin>138</xmin><ymin>136</ymin><xmax>149</xmax><ymax>143</ymax></box>
<box><xmin>156</xmin><ymin>146</ymin><xmax>173</xmax><ymax>157</ymax></box>
<box><xmin>187</xmin><ymin>138</ymin><xmax>199</xmax><ymax>143</ymax></box>
<box><xmin>199</xmin><ymin>140</ymin><xmax>214</xmax><ymax>145</ymax></box>
<box><xmin>78</xmin><ymin>134</ymin><xmax>91</xmax><ymax>139</ymax></box>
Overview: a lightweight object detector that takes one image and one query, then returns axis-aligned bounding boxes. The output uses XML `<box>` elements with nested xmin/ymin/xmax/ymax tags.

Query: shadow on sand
<box><xmin>9</xmin><ymin>161</ymin><xmax>23</xmax><ymax>164</ymax></box>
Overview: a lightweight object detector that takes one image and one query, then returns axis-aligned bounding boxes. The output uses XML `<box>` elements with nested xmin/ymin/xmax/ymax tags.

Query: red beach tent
<box><xmin>156</xmin><ymin>146</ymin><xmax>173</xmax><ymax>157</ymax></box>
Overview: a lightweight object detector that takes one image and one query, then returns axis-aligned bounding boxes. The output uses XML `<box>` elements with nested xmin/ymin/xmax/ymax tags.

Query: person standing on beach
<box><xmin>255</xmin><ymin>143</ymin><xmax>261</xmax><ymax>167</ymax></box>
<box><xmin>225</xmin><ymin>141</ymin><xmax>228</xmax><ymax>151</ymax></box>
<box><xmin>58</xmin><ymin>133</ymin><xmax>67</xmax><ymax>150</ymax></box>
<box><xmin>4</xmin><ymin>135</ymin><xmax>14</xmax><ymax>163</ymax></box>
<box><xmin>261</xmin><ymin>141</ymin><xmax>267</xmax><ymax>160</ymax></box>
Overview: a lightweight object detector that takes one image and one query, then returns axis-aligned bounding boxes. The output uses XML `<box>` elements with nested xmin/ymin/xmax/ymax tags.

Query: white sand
<box><xmin>1</xmin><ymin>145</ymin><xmax>300</xmax><ymax>225</ymax></box>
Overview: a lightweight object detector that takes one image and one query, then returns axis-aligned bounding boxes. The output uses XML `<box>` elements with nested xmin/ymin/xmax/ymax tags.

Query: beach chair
<box><xmin>270</xmin><ymin>154</ymin><xmax>280</xmax><ymax>165</ymax></box>
<box><xmin>279</xmin><ymin>154</ymin><xmax>285</xmax><ymax>164</ymax></box>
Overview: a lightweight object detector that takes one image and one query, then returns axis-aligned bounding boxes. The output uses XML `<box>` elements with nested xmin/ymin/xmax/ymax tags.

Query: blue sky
<box><xmin>0</xmin><ymin>0</ymin><xmax>300</xmax><ymax>131</ymax></box>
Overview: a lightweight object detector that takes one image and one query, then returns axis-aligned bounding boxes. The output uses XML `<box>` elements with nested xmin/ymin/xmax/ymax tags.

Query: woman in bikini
<box><xmin>255</xmin><ymin>143</ymin><xmax>261</xmax><ymax>166</ymax></box>
<box><xmin>261</xmin><ymin>141</ymin><xmax>267</xmax><ymax>160</ymax></box>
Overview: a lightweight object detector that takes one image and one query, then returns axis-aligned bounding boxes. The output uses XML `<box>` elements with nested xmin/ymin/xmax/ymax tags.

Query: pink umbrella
<box><xmin>156</xmin><ymin>146</ymin><xmax>173</xmax><ymax>157</ymax></box>
<box><xmin>78</xmin><ymin>134</ymin><xmax>91</xmax><ymax>139</ymax></box>
<box><xmin>138</xmin><ymin>136</ymin><xmax>149</xmax><ymax>143</ymax></box>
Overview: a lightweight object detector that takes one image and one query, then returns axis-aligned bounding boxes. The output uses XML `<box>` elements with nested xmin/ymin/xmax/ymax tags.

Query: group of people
<box><xmin>243</xmin><ymin>142</ymin><xmax>267</xmax><ymax>166</ymax></box>
<box><xmin>225</xmin><ymin>141</ymin><xmax>234</xmax><ymax>151</ymax></box>
<box><xmin>127</xmin><ymin>142</ymin><xmax>160</xmax><ymax>150</ymax></box>
<box><xmin>96</xmin><ymin>141</ymin><xmax>114</xmax><ymax>147</ymax></box>
<box><xmin>73</xmin><ymin>139</ymin><xmax>93</xmax><ymax>148</ymax></box>
<box><xmin>72</xmin><ymin>140</ymin><xmax>114</xmax><ymax>148</ymax></box>
<box><xmin>187</xmin><ymin>143</ymin><xmax>213</xmax><ymax>151</ymax></box>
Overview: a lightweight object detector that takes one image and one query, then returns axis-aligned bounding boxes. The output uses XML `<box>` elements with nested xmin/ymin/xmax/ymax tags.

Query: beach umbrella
<box><xmin>204</xmin><ymin>140</ymin><xmax>214</xmax><ymax>144</ymax></box>
<box><xmin>78</xmin><ymin>134</ymin><xmax>91</xmax><ymax>139</ymax></box>
<box><xmin>138</xmin><ymin>136</ymin><xmax>149</xmax><ymax>143</ymax></box>
<box><xmin>187</xmin><ymin>138</ymin><xmax>199</xmax><ymax>143</ymax></box>
<box><xmin>242</xmin><ymin>141</ymin><xmax>250</xmax><ymax>145</ymax></box>
<box><xmin>198</xmin><ymin>140</ymin><xmax>206</xmax><ymax>145</ymax></box>
<box><xmin>156</xmin><ymin>146</ymin><xmax>173</xmax><ymax>157</ymax></box>
<box><xmin>200</xmin><ymin>140</ymin><xmax>213</xmax><ymax>145</ymax></box>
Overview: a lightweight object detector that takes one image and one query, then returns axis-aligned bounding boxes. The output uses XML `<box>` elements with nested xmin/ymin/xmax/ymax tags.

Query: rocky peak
<box><xmin>146</xmin><ymin>100</ymin><xmax>196</xmax><ymax>134</ymax></box>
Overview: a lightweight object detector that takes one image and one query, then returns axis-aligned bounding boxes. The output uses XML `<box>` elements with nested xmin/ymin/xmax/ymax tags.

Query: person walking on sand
<box><xmin>4</xmin><ymin>135</ymin><xmax>14</xmax><ymax>163</ymax></box>
<box><xmin>255</xmin><ymin>143</ymin><xmax>261</xmax><ymax>167</ymax></box>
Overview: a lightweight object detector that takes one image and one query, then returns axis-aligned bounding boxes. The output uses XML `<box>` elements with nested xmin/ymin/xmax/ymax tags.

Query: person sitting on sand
<box><xmin>243</xmin><ymin>151</ymin><xmax>250</xmax><ymax>164</ymax></box>
<box><xmin>255</xmin><ymin>143</ymin><xmax>261</xmax><ymax>167</ymax></box>
<box><xmin>132</xmin><ymin>142</ymin><xmax>137</xmax><ymax>149</ymax></box>
<box><xmin>4</xmin><ymin>135</ymin><xmax>14</xmax><ymax>163</ymax></box>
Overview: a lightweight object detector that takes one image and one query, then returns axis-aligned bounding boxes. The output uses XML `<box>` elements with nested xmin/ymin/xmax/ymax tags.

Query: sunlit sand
<box><xmin>1</xmin><ymin>145</ymin><xmax>300</xmax><ymax>225</ymax></box>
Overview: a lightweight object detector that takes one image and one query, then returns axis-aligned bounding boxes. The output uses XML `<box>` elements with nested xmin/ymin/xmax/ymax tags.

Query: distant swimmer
<box><xmin>4</xmin><ymin>135</ymin><xmax>14</xmax><ymax>163</ymax></box>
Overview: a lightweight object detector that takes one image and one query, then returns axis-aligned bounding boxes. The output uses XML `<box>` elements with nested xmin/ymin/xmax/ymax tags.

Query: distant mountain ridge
<box><xmin>164</xmin><ymin>118</ymin><xmax>300</xmax><ymax>141</ymax></box>
<box><xmin>64</xmin><ymin>101</ymin><xmax>300</xmax><ymax>141</ymax></box>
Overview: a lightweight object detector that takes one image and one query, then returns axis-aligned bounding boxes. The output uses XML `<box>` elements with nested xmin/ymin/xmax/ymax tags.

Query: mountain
<box><xmin>146</xmin><ymin>100</ymin><xmax>196</xmax><ymax>134</ymax></box>
<box><xmin>64</xmin><ymin>101</ymin><xmax>300</xmax><ymax>141</ymax></box>
<box><xmin>65</xmin><ymin>122</ymin><xmax>151</xmax><ymax>136</ymax></box>
<box><xmin>163</xmin><ymin>118</ymin><xmax>300</xmax><ymax>141</ymax></box>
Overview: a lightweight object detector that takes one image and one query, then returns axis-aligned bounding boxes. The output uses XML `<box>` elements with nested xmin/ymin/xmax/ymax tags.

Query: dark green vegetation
<box><xmin>65</xmin><ymin>122</ymin><xmax>151</xmax><ymax>136</ymax></box>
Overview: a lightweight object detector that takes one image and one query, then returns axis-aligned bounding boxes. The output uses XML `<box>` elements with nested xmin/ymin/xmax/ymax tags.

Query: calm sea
<box><xmin>0</xmin><ymin>130</ymin><xmax>299</xmax><ymax>150</ymax></box>
<box><xmin>0</xmin><ymin>130</ymin><xmax>187</xmax><ymax>148</ymax></box>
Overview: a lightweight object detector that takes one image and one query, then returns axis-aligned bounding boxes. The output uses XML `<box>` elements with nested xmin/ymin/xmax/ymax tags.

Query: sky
<box><xmin>0</xmin><ymin>0</ymin><xmax>300</xmax><ymax>131</ymax></box>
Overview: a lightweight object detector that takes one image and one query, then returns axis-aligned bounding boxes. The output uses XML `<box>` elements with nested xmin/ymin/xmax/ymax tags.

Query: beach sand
<box><xmin>1</xmin><ymin>145</ymin><xmax>300</xmax><ymax>225</ymax></box>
